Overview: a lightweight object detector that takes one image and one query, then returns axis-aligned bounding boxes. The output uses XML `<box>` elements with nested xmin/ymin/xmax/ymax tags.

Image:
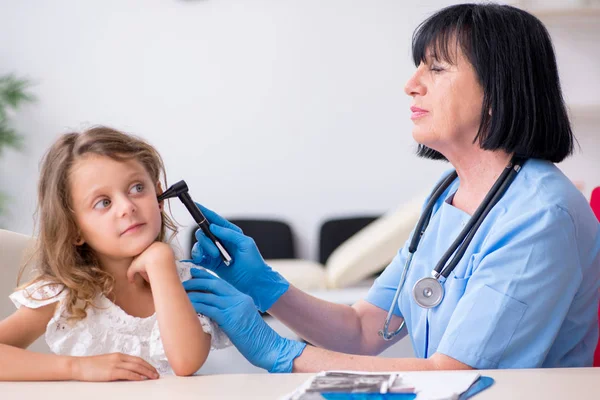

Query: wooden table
<box><xmin>0</xmin><ymin>368</ymin><xmax>598</xmax><ymax>399</ymax></box>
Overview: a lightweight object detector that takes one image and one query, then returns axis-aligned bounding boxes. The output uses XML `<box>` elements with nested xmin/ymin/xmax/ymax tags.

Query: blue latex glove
<box><xmin>190</xmin><ymin>203</ymin><xmax>289</xmax><ymax>312</ymax></box>
<box><xmin>184</xmin><ymin>268</ymin><xmax>306</xmax><ymax>373</ymax></box>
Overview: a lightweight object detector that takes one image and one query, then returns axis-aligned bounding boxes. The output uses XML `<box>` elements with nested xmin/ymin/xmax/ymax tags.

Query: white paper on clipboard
<box><xmin>281</xmin><ymin>370</ymin><xmax>481</xmax><ymax>400</ymax></box>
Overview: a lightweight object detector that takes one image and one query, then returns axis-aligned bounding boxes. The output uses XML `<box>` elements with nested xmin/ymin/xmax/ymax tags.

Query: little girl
<box><xmin>0</xmin><ymin>126</ymin><xmax>229</xmax><ymax>381</ymax></box>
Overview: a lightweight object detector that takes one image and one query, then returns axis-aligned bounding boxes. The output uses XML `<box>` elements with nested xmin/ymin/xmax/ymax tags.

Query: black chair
<box><xmin>318</xmin><ymin>215</ymin><xmax>380</xmax><ymax>264</ymax></box>
<box><xmin>190</xmin><ymin>218</ymin><xmax>296</xmax><ymax>260</ymax></box>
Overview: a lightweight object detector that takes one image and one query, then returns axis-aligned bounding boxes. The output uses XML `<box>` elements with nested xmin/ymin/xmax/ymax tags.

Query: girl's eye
<box><xmin>430</xmin><ymin>64</ymin><xmax>444</xmax><ymax>72</ymax></box>
<box><xmin>130</xmin><ymin>184</ymin><xmax>144</xmax><ymax>194</ymax></box>
<box><xmin>93</xmin><ymin>199</ymin><xmax>111</xmax><ymax>210</ymax></box>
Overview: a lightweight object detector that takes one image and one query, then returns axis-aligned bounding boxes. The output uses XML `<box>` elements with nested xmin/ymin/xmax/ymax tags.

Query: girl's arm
<box><xmin>0</xmin><ymin>342</ymin><xmax>73</xmax><ymax>381</ymax></box>
<box><xmin>0</xmin><ymin>304</ymin><xmax>72</xmax><ymax>380</ymax></box>
<box><xmin>0</xmin><ymin>300</ymin><xmax>55</xmax><ymax>348</ymax></box>
<box><xmin>0</xmin><ymin>304</ymin><xmax>159</xmax><ymax>381</ymax></box>
<box><xmin>130</xmin><ymin>242</ymin><xmax>211</xmax><ymax>376</ymax></box>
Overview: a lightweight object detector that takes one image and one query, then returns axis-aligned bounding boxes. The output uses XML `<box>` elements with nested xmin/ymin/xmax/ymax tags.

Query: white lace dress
<box><xmin>9</xmin><ymin>260</ymin><xmax>230</xmax><ymax>376</ymax></box>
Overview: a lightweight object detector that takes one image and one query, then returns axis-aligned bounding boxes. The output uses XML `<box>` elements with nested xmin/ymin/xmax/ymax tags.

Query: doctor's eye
<box><xmin>93</xmin><ymin>199</ymin><xmax>111</xmax><ymax>210</ymax></box>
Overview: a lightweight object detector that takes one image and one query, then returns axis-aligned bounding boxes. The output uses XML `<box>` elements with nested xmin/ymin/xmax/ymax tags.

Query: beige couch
<box><xmin>0</xmin><ymin>229</ymin><xmax>49</xmax><ymax>353</ymax></box>
<box><xmin>268</xmin><ymin>195</ymin><xmax>424</xmax><ymax>292</ymax></box>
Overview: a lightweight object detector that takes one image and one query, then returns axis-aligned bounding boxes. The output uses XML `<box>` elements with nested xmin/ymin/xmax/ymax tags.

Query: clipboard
<box><xmin>315</xmin><ymin>376</ymin><xmax>495</xmax><ymax>399</ymax></box>
<box><xmin>458</xmin><ymin>376</ymin><xmax>495</xmax><ymax>400</ymax></box>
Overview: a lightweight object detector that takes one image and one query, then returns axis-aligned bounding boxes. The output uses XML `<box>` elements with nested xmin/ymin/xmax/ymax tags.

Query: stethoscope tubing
<box><xmin>378</xmin><ymin>156</ymin><xmax>526</xmax><ymax>340</ymax></box>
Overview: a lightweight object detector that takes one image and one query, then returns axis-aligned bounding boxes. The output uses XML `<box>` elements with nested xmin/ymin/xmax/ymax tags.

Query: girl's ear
<box><xmin>74</xmin><ymin>233</ymin><xmax>85</xmax><ymax>246</ymax></box>
<box><xmin>156</xmin><ymin>181</ymin><xmax>164</xmax><ymax>211</ymax></box>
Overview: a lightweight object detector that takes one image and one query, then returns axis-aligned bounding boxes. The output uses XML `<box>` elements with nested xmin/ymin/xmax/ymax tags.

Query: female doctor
<box><xmin>184</xmin><ymin>3</ymin><xmax>600</xmax><ymax>372</ymax></box>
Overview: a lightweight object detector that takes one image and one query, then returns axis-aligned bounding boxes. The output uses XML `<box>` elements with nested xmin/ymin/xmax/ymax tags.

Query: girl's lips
<box><xmin>121</xmin><ymin>223</ymin><xmax>145</xmax><ymax>235</ymax></box>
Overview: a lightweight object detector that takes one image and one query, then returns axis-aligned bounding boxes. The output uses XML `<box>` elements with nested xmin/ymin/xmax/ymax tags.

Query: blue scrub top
<box><xmin>365</xmin><ymin>159</ymin><xmax>600</xmax><ymax>369</ymax></box>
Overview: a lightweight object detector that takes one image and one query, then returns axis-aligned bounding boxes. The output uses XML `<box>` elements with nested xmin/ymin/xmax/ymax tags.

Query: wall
<box><xmin>0</xmin><ymin>0</ymin><xmax>598</xmax><ymax>262</ymax></box>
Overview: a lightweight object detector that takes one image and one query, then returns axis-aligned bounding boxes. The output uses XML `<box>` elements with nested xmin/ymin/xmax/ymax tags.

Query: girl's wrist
<box><xmin>145</xmin><ymin>258</ymin><xmax>179</xmax><ymax>283</ymax></box>
<box><xmin>64</xmin><ymin>356</ymin><xmax>79</xmax><ymax>380</ymax></box>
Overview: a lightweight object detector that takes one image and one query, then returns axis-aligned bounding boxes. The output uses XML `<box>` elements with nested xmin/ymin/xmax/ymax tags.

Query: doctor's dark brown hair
<box><xmin>413</xmin><ymin>3</ymin><xmax>574</xmax><ymax>163</ymax></box>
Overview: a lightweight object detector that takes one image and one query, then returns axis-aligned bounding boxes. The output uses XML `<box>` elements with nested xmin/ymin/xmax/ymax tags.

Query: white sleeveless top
<box><xmin>10</xmin><ymin>261</ymin><xmax>230</xmax><ymax>376</ymax></box>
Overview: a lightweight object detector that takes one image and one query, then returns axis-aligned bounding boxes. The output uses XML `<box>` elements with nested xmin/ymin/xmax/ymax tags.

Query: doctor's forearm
<box><xmin>292</xmin><ymin>346</ymin><xmax>473</xmax><ymax>373</ymax></box>
<box><xmin>268</xmin><ymin>285</ymin><xmax>365</xmax><ymax>354</ymax></box>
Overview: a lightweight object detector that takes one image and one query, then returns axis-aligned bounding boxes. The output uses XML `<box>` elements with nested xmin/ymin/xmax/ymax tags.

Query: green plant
<box><xmin>0</xmin><ymin>74</ymin><xmax>35</xmax><ymax>220</ymax></box>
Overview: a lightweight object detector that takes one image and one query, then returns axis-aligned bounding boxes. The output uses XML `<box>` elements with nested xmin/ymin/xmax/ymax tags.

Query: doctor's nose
<box><xmin>404</xmin><ymin>67</ymin><xmax>427</xmax><ymax>97</ymax></box>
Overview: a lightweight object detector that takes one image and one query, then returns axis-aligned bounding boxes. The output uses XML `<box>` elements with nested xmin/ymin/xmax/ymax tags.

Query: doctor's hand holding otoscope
<box><xmin>158</xmin><ymin>180</ymin><xmax>290</xmax><ymax>314</ymax></box>
<box><xmin>180</xmin><ymin>201</ymin><xmax>302</xmax><ymax>373</ymax></box>
<box><xmin>160</xmin><ymin>181</ymin><xmax>302</xmax><ymax>373</ymax></box>
<box><xmin>157</xmin><ymin>180</ymin><xmax>232</xmax><ymax>265</ymax></box>
<box><xmin>155</xmin><ymin>181</ymin><xmax>299</xmax><ymax>372</ymax></box>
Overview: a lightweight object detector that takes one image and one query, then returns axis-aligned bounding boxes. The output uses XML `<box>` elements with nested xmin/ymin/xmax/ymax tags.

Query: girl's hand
<box><xmin>70</xmin><ymin>353</ymin><xmax>160</xmax><ymax>381</ymax></box>
<box><xmin>127</xmin><ymin>242</ymin><xmax>176</xmax><ymax>284</ymax></box>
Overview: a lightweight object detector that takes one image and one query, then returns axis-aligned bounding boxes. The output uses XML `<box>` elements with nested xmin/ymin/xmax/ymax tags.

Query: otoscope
<box><xmin>158</xmin><ymin>180</ymin><xmax>233</xmax><ymax>266</ymax></box>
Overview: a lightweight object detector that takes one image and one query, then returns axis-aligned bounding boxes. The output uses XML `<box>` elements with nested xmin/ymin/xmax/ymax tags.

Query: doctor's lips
<box><xmin>410</xmin><ymin>106</ymin><xmax>429</xmax><ymax>120</ymax></box>
<box><xmin>121</xmin><ymin>222</ymin><xmax>145</xmax><ymax>236</ymax></box>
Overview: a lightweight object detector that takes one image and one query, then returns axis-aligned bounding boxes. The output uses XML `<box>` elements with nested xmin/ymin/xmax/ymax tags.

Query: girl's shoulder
<box><xmin>9</xmin><ymin>279</ymin><xmax>68</xmax><ymax>310</ymax></box>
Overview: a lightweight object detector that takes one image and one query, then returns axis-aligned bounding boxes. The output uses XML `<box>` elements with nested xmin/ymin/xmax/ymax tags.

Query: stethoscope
<box><xmin>378</xmin><ymin>156</ymin><xmax>526</xmax><ymax>341</ymax></box>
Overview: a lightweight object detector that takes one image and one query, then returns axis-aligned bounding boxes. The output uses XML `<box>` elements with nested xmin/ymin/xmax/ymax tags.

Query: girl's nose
<box><xmin>117</xmin><ymin>196</ymin><xmax>137</xmax><ymax>217</ymax></box>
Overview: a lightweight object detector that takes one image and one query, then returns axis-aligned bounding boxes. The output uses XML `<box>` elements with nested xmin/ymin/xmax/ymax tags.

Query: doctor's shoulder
<box><xmin>517</xmin><ymin>160</ymin><xmax>594</xmax><ymax>222</ymax></box>
<box><xmin>493</xmin><ymin>160</ymin><xmax>599</xmax><ymax>260</ymax></box>
<box><xmin>465</xmin><ymin>160</ymin><xmax>591</xmax><ymax>252</ymax></box>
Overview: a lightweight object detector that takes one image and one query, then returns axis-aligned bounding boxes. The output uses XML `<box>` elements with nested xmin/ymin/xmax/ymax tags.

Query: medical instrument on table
<box><xmin>378</xmin><ymin>156</ymin><xmax>526</xmax><ymax>340</ymax></box>
<box><xmin>158</xmin><ymin>180</ymin><xmax>233</xmax><ymax>266</ymax></box>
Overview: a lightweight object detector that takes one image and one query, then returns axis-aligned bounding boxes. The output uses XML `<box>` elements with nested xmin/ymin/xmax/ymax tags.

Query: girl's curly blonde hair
<box><xmin>18</xmin><ymin>126</ymin><xmax>178</xmax><ymax>321</ymax></box>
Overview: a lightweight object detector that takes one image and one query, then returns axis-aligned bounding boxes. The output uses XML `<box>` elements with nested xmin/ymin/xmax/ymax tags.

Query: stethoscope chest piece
<box><xmin>413</xmin><ymin>277</ymin><xmax>444</xmax><ymax>309</ymax></box>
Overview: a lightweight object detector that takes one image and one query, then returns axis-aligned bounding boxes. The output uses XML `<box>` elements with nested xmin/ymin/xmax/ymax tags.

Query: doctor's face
<box><xmin>404</xmin><ymin>46</ymin><xmax>484</xmax><ymax>156</ymax></box>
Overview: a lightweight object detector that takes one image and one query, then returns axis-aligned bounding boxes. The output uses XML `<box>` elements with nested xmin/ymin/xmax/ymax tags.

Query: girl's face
<box><xmin>69</xmin><ymin>154</ymin><xmax>163</xmax><ymax>261</ymax></box>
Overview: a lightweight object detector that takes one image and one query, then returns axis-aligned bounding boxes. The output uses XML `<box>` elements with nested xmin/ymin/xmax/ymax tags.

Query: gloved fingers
<box><xmin>194</xmin><ymin>202</ymin><xmax>243</xmax><ymax>233</ymax></box>
<box><xmin>188</xmin><ymin>267</ymin><xmax>220</xmax><ymax>280</ymax></box>
<box><xmin>190</xmin><ymin>301</ymin><xmax>221</xmax><ymax>321</ymax></box>
<box><xmin>193</xmin><ymin>229</ymin><xmax>222</xmax><ymax>260</ymax></box>
<box><xmin>190</xmin><ymin>242</ymin><xmax>205</xmax><ymax>264</ymax></box>
<box><xmin>183</xmin><ymin>275</ymin><xmax>219</xmax><ymax>293</ymax></box>
<box><xmin>183</xmin><ymin>272</ymin><xmax>236</xmax><ymax>296</ymax></box>
<box><xmin>209</xmin><ymin>224</ymin><xmax>256</xmax><ymax>252</ymax></box>
<box><xmin>187</xmin><ymin>291</ymin><xmax>228</xmax><ymax>310</ymax></box>
<box><xmin>191</xmin><ymin>242</ymin><xmax>217</xmax><ymax>269</ymax></box>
